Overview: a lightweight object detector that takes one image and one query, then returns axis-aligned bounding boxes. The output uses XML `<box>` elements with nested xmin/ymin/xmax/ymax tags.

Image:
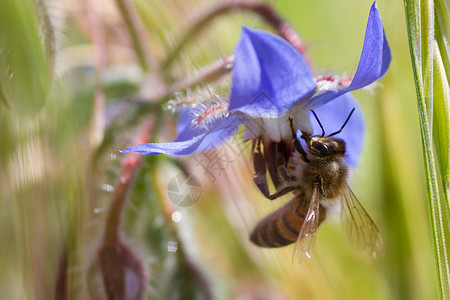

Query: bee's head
<box><xmin>302</xmin><ymin>135</ymin><xmax>346</xmax><ymax>158</ymax></box>
<box><xmin>299</xmin><ymin>108</ymin><xmax>354</xmax><ymax>159</ymax></box>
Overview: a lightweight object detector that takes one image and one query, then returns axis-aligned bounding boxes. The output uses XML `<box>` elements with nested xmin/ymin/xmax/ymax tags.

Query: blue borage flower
<box><xmin>122</xmin><ymin>2</ymin><xmax>391</xmax><ymax>168</ymax></box>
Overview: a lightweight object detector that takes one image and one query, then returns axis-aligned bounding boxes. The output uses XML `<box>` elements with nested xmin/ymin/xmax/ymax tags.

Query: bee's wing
<box><xmin>341</xmin><ymin>185</ymin><xmax>384</xmax><ymax>258</ymax></box>
<box><xmin>293</xmin><ymin>183</ymin><xmax>320</xmax><ymax>262</ymax></box>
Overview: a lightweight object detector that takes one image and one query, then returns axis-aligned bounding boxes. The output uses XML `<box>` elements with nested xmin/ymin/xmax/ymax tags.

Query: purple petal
<box><xmin>310</xmin><ymin>93</ymin><xmax>364</xmax><ymax>167</ymax></box>
<box><xmin>176</xmin><ymin>108</ymin><xmax>191</xmax><ymax>135</ymax></box>
<box><xmin>304</xmin><ymin>2</ymin><xmax>391</xmax><ymax>110</ymax></box>
<box><xmin>121</xmin><ymin>115</ymin><xmax>240</xmax><ymax>155</ymax></box>
<box><xmin>175</xmin><ymin>107</ymin><xmax>199</xmax><ymax>136</ymax></box>
<box><xmin>229</xmin><ymin>27</ymin><xmax>317</xmax><ymax>118</ymax></box>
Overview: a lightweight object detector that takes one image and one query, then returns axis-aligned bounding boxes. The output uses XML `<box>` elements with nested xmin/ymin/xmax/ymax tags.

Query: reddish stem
<box><xmin>238</xmin><ymin>2</ymin><xmax>309</xmax><ymax>57</ymax></box>
<box><xmin>103</xmin><ymin>121</ymin><xmax>151</xmax><ymax>243</ymax></box>
<box><xmin>96</xmin><ymin>122</ymin><xmax>152</xmax><ymax>299</ymax></box>
<box><xmin>163</xmin><ymin>0</ymin><xmax>311</xmax><ymax>71</ymax></box>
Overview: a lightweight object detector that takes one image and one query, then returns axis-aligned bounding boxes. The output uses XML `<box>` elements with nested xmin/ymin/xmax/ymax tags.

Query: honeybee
<box><xmin>250</xmin><ymin>109</ymin><xmax>383</xmax><ymax>260</ymax></box>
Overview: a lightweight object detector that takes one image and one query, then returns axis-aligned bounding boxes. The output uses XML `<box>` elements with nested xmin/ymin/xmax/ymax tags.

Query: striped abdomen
<box><xmin>250</xmin><ymin>194</ymin><xmax>327</xmax><ymax>247</ymax></box>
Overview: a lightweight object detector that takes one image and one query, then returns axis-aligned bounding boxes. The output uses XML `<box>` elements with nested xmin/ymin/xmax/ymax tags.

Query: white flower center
<box><xmin>243</xmin><ymin>107</ymin><xmax>313</xmax><ymax>142</ymax></box>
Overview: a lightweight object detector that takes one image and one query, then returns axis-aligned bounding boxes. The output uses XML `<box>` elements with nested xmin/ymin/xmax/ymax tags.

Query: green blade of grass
<box><xmin>433</xmin><ymin>41</ymin><xmax>450</xmax><ymax>196</ymax></box>
<box><xmin>404</xmin><ymin>0</ymin><xmax>450</xmax><ymax>298</ymax></box>
<box><xmin>435</xmin><ymin>0</ymin><xmax>450</xmax><ymax>189</ymax></box>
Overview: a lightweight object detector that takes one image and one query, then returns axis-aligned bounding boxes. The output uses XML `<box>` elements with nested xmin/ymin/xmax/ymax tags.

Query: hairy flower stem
<box><xmin>162</xmin><ymin>0</ymin><xmax>311</xmax><ymax>71</ymax></box>
<box><xmin>128</xmin><ymin>55</ymin><xmax>234</xmax><ymax>103</ymax></box>
<box><xmin>169</xmin><ymin>55</ymin><xmax>234</xmax><ymax>94</ymax></box>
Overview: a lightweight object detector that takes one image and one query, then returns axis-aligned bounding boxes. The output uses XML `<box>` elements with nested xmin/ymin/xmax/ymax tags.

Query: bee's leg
<box><xmin>264</xmin><ymin>141</ymin><xmax>293</xmax><ymax>189</ymax></box>
<box><xmin>293</xmin><ymin>137</ymin><xmax>309</xmax><ymax>163</ymax></box>
<box><xmin>277</xmin><ymin>165</ymin><xmax>297</xmax><ymax>183</ymax></box>
<box><xmin>253</xmin><ymin>151</ymin><xmax>298</xmax><ymax>200</ymax></box>
<box><xmin>277</xmin><ymin>165</ymin><xmax>290</xmax><ymax>181</ymax></box>
<box><xmin>289</xmin><ymin>118</ymin><xmax>309</xmax><ymax>163</ymax></box>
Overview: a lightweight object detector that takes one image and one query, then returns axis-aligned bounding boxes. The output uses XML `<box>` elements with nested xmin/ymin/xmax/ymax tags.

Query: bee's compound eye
<box><xmin>312</xmin><ymin>142</ymin><xmax>329</xmax><ymax>155</ymax></box>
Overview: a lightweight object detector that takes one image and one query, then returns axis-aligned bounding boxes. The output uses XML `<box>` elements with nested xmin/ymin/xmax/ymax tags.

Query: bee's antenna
<box><xmin>311</xmin><ymin>110</ymin><xmax>325</xmax><ymax>137</ymax></box>
<box><xmin>328</xmin><ymin>108</ymin><xmax>356</xmax><ymax>137</ymax></box>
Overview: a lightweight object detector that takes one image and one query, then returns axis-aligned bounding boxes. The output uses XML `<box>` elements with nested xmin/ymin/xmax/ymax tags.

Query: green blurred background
<box><xmin>0</xmin><ymin>0</ymin><xmax>438</xmax><ymax>299</ymax></box>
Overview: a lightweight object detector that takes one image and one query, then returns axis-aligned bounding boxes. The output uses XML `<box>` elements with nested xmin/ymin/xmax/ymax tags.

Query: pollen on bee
<box><xmin>329</xmin><ymin>161</ymin><xmax>339</xmax><ymax>173</ymax></box>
